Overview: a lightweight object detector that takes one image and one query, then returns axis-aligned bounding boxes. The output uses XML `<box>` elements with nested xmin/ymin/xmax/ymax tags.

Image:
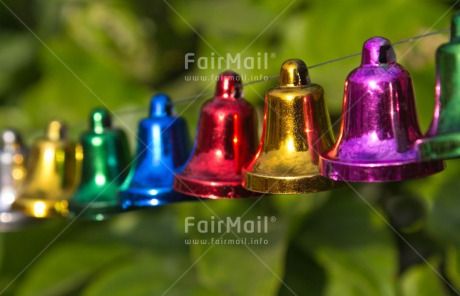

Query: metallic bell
<box><xmin>415</xmin><ymin>12</ymin><xmax>460</xmax><ymax>160</ymax></box>
<box><xmin>243</xmin><ymin>59</ymin><xmax>340</xmax><ymax>194</ymax></box>
<box><xmin>13</xmin><ymin>120</ymin><xmax>82</xmax><ymax>218</ymax></box>
<box><xmin>0</xmin><ymin>129</ymin><xmax>34</xmax><ymax>231</ymax></box>
<box><xmin>174</xmin><ymin>71</ymin><xmax>258</xmax><ymax>198</ymax></box>
<box><xmin>68</xmin><ymin>108</ymin><xmax>130</xmax><ymax>221</ymax></box>
<box><xmin>320</xmin><ymin>37</ymin><xmax>445</xmax><ymax>182</ymax></box>
<box><xmin>118</xmin><ymin>94</ymin><xmax>192</xmax><ymax>208</ymax></box>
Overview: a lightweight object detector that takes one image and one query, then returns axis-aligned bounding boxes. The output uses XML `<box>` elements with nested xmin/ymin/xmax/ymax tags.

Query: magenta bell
<box><xmin>320</xmin><ymin>37</ymin><xmax>445</xmax><ymax>182</ymax></box>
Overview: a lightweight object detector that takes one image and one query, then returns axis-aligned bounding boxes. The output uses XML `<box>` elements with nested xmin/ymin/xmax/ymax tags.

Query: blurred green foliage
<box><xmin>1</xmin><ymin>0</ymin><xmax>460</xmax><ymax>295</ymax></box>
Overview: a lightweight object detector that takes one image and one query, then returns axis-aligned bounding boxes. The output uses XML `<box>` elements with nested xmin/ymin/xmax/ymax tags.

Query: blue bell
<box><xmin>118</xmin><ymin>94</ymin><xmax>192</xmax><ymax>208</ymax></box>
<box><xmin>68</xmin><ymin>108</ymin><xmax>131</xmax><ymax>221</ymax></box>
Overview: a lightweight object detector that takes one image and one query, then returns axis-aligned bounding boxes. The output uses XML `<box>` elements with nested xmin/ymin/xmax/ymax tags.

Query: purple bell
<box><xmin>320</xmin><ymin>37</ymin><xmax>445</xmax><ymax>182</ymax></box>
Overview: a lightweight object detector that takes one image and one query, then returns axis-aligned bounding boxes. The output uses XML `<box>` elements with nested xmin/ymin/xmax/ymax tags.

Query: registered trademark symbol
<box><xmin>270</xmin><ymin>52</ymin><xmax>276</xmax><ymax>59</ymax></box>
<box><xmin>270</xmin><ymin>216</ymin><xmax>276</xmax><ymax>222</ymax></box>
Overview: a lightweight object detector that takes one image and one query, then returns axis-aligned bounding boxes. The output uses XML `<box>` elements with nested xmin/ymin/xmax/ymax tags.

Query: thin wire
<box><xmin>120</xmin><ymin>27</ymin><xmax>450</xmax><ymax>111</ymax></box>
<box><xmin>24</xmin><ymin>27</ymin><xmax>450</xmax><ymax>135</ymax></box>
<box><xmin>236</xmin><ymin>28</ymin><xmax>450</xmax><ymax>88</ymax></box>
<box><xmin>392</xmin><ymin>27</ymin><xmax>450</xmax><ymax>45</ymax></box>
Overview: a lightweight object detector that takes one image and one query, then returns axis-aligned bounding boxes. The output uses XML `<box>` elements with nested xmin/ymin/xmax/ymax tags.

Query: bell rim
<box><xmin>319</xmin><ymin>156</ymin><xmax>445</xmax><ymax>182</ymax></box>
<box><xmin>118</xmin><ymin>186</ymin><xmax>173</xmax><ymax>197</ymax></box>
<box><xmin>67</xmin><ymin>200</ymin><xmax>122</xmax><ymax>221</ymax></box>
<box><xmin>0</xmin><ymin>211</ymin><xmax>39</xmax><ymax>232</ymax></box>
<box><xmin>242</xmin><ymin>170</ymin><xmax>343</xmax><ymax>194</ymax></box>
<box><xmin>118</xmin><ymin>188</ymin><xmax>196</xmax><ymax>208</ymax></box>
<box><xmin>173</xmin><ymin>175</ymin><xmax>257</xmax><ymax>199</ymax></box>
<box><xmin>12</xmin><ymin>198</ymin><xmax>69</xmax><ymax>218</ymax></box>
<box><xmin>415</xmin><ymin>133</ymin><xmax>460</xmax><ymax>161</ymax></box>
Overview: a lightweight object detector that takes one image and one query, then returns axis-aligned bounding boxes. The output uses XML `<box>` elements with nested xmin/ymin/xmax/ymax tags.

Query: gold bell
<box><xmin>13</xmin><ymin>120</ymin><xmax>82</xmax><ymax>218</ymax></box>
<box><xmin>242</xmin><ymin>59</ymin><xmax>341</xmax><ymax>194</ymax></box>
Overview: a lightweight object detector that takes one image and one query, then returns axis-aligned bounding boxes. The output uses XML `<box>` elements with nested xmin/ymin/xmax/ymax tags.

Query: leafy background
<box><xmin>0</xmin><ymin>0</ymin><xmax>460</xmax><ymax>295</ymax></box>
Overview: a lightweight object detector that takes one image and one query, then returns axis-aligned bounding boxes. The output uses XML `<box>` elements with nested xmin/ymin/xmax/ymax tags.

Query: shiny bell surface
<box><xmin>0</xmin><ymin>129</ymin><xmax>34</xmax><ymax>231</ymax></box>
<box><xmin>320</xmin><ymin>37</ymin><xmax>445</xmax><ymax>182</ymax></box>
<box><xmin>119</xmin><ymin>94</ymin><xmax>192</xmax><ymax>208</ymax></box>
<box><xmin>174</xmin><ymin>71</ymin><xmax>258</xmax><ymax>198</ymax></box>
<box><xmin>68</xmin><ymin>108</ymin><xmax>130</xmax><ymax>221</ymax></box>
<box><xmin>415</xmin><ymin>12</ymin><xmax>460</xmax><ymax>160</ymax></box>
<box><xmin>13</xmin><ymin>120</ymin><xmax>82</xmax><ymax>218</ymax></box>
<box><xmin>243</xmin><ymin>59</ymin><xmax>340</xmax><ymax>194</ymax></box>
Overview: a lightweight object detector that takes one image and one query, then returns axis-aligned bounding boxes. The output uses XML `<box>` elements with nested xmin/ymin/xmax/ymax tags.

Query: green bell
<box><xmin>416</xmin><ymin>12</ymin><xmax>460</xmax><ymax>160</ymax></box>
<box><xmin>68</xmin><ymin>108</ymin><xmax>131</xmax><ymax>221</ymax></box>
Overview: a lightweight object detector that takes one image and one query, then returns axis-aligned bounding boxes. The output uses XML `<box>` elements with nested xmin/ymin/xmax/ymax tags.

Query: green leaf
<box><xmin>0</xmin><ymin>33</ymin><xmax>37</xmax><ymax>97</ymax></box>
<box><xmin>278</xmin><ymin>241</ymin><xmax>326</xmax><ymax>296</ymax></box>
<box><xmin>399</xmin><ymin>260</ymin><xmax>448</xmax><ymax>296</ymax></box>
<box><xmin>178</xmin><ymin>198</ymin><xmax>289</xmax><ymax>296</ymax></box>
<box><xmin>427</xmin><ymin>161</ymin><xmax>460</xmax><ymax>247</ymax></box>
<box><xmin>298</xmin><ymin>189</ymin><xmax>398</xmax><ymax>296</ymax></box>
<box><xmin>81</xmin><ymin>252</ymin><xmax>217</xmax><ymax>296</ymax></box>
<box><xmin>16</xmin><ymin>243</ymin><xmax>131</xmax><ymax>296</ymax></box>
<box><xmin>445</xmin><ymin>246</ymin><xmax>460</xmax><ymax>292</ymax></box>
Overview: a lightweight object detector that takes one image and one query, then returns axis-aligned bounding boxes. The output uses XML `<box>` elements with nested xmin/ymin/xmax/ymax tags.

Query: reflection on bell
<box><xmin>416</xmin><ymin>12</ymin><xmax>460</xmax><ymax>160</ymax></box>
<box><xmin>0</xmin><ymin>129</ymin><xmax>34</xmax><ymax>231</ymax></box>
<box><xmin>174</xmin><ymin>71</ymin><xmax>258</xmax><ymax>198</ymax></box>
<box><xmin>68</xmin><ymin>108</ymin><xmax>130</xmax><ymax>221</ymax></box>
<box><xmin>320</xmin><ymin>37</ymin><xmax>445</xmax><ymax>182</ymax></box>
<box><xmin>243</xmin><ymin>59</ymin><xmax>340</xmax><ymax>194</ymax></box>
<box><xmin>13</xmin><ymin>120</ymin><xmax>82</xmax><ymax>218</ymax></box>
<box><xmin>119</xmin><ymin>94</ymin><xmax>192</xmax><ymax>208</ymax></box>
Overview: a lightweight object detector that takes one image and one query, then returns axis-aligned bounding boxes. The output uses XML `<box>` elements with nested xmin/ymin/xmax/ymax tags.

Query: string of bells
<box><xmin>1</xmin><ymin>14</ymin><xmax>460</xmax><ymax>229</ymax></box>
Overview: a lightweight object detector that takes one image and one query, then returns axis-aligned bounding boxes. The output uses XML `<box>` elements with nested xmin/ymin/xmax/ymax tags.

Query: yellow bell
<box><xmin>13</xmin><ymin>120</ymin><xmax>82</xmax><ymax>218</ymax></box>
<box><xmin>243</xmin><ymin>59</ymin><xmax>342</xmax><ymax>194</ymax></box>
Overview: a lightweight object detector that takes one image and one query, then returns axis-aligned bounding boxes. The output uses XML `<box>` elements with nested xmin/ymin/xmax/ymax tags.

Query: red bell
<box><xmin>173</xmin><ymin>71</ymin><xmax>259</xmax><ymax>198</ymax></box>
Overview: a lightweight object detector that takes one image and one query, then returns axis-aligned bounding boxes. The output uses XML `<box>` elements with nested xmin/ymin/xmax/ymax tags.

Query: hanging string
<box><xmin>25</xmin><ymin>27</ymin><xmax>450</xmax><ymax>135</ymax></box>
<box><xmin>125</xmin><ymin>27</ymin><xmax>450</xmax><ymax>108</ymax></box>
